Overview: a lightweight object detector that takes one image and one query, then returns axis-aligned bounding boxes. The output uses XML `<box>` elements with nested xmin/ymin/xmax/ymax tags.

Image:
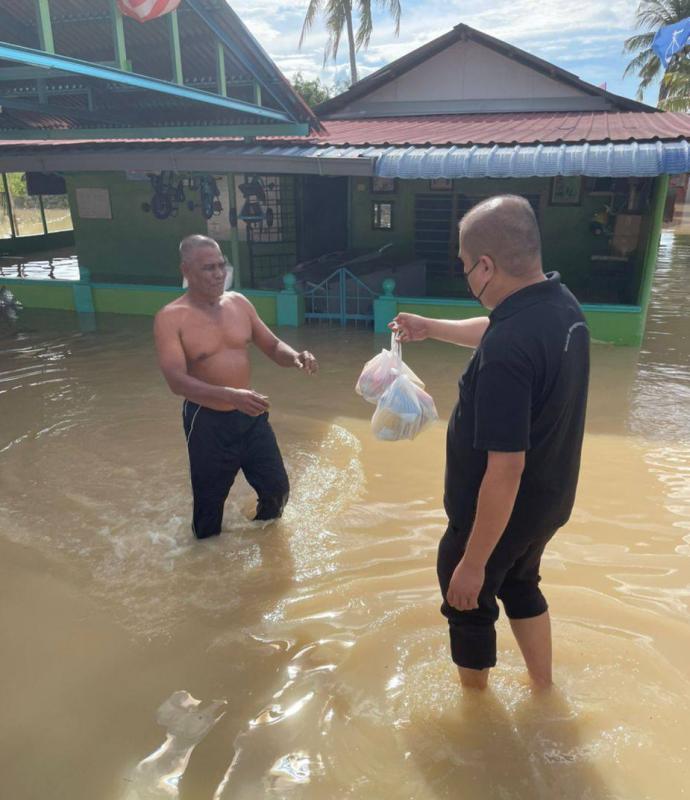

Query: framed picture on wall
<box><xmin>429</xmin><ymin>178</ymin><xmax>453</xmax><ymax>191</ymax></box>
<box><xmin>370</xmin><ymin>176</ymin><xmax>397</xmax><ymax>194</ymax></box>
<box><xmin>549</xmin><ymin>176</ymin><xmax>582</xmax><ymax>206</ymax></box>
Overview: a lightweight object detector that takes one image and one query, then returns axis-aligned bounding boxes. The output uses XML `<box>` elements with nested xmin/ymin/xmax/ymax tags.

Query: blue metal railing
<box><xmin>304</xmin><ymin>267</ymin><xmax>376</xmax><ymax>326</ymax></box>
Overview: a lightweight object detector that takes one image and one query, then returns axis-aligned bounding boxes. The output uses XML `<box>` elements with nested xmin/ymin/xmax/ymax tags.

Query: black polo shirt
<box><xmin>444</xmin><ymin>272</ymin><xmax>590</xmax><ymax>534</ymax></box>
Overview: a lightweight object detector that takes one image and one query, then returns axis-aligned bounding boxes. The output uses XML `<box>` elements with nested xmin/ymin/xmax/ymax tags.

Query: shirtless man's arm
<box><xmin>237</xmin><ymin>294</ymin><xmax>318</xmax><ymax>374</ymax></box>
<box><xmin>153</xmin><ymin>305</ymin><xmax>270</xmax><ymax>416</ymax></box>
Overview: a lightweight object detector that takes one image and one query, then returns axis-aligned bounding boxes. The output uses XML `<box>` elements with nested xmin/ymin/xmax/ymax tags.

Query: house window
<box><xmin>0</xmin><ymin>172</ymin><xmax>73</xmax><ymax>239</ymax></box>
<box><xmin>372</xmin><ymin>201</ymin><xmax>393</xmax><ymax>230</ymax></box>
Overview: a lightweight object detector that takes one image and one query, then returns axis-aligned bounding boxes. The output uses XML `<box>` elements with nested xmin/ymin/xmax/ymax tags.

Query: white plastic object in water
<box><xmin>123</xmin><ymin>690</ymin><xmax>227</xmax><ymax>799</ymax></box>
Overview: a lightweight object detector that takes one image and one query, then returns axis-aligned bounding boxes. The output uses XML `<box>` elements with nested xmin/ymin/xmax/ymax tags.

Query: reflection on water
<box><xmin>1</xmin><ymin>233</ymin><xmax>689</xmax><ymax>799</ymax></box>
<box><xmin>0</xmin><ymin>250</ymin><xmax>79</xmax><ymax>280</ymax></box>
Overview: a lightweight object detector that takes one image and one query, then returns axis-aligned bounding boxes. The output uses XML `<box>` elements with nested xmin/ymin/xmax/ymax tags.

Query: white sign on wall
<box><xmin>75</xmin><ymin>187</ymin><xmax>112</xmax><ymax>220</ymax></box>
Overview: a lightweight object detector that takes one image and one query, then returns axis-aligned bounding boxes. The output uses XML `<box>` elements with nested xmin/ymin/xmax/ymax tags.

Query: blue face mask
<box><xmin>464</xmin><ymin>257</ymin><xmax>492</xmax><ymax>305</ymax></box>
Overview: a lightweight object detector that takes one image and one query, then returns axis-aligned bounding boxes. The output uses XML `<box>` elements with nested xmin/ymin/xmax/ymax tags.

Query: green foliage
<box><xmin>623</xmin><ymin>0</ymin><xmax>690</xmax><ymax>104</ymax></box>
<box><xmin>291</xmin><ymin>73</ymin><xmax>351</xmax><ymax>108</ymax></box>
<box><xmin>5</xmin><ymin>172</ymin><xmax>26</xmax><ymax>197</ymax></box>
<box><xmin>291</xmin><ymin>72</ymin><xmax>333</xmax><ymax>108</ymax></box>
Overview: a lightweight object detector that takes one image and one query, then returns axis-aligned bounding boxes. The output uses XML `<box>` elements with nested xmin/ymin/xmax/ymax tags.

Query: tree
<box><xmin>299</xmin><ymin>0</ymin><xmax>402</xmax><ymax>85</ymax></box>
<box><xmin>291</xmin><ymin>72</ymin><xmax>333</xmax><ymax>108</ymax></box>
<box><xmin>623</xmin><ymin>0</ymin><xmax>690</xmax><ymax>107</ymax></box>
<box><xmin>659</xmin><ymin>57</ymin><xmax>690</xmax><ymax>109</ymax></box>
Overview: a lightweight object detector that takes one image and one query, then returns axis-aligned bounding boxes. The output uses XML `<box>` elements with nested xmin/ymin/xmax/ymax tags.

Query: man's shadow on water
<box><xmin>407</xmin><ymin>686</ymin><xmax>612</xmax><ymax>800</ymax></box>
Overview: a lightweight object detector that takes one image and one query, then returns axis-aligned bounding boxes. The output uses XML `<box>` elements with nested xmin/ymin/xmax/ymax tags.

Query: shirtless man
<box><xmin>154</xmin><ymin>234</ymin><xmax>318</xmax><ymax>539</ymax></box>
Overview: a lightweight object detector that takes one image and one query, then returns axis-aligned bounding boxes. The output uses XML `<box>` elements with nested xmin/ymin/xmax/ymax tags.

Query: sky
<box><xmin>231</xmin><ymin>0</ymin><xmax>660</xmax><ymax>105</ymax></box>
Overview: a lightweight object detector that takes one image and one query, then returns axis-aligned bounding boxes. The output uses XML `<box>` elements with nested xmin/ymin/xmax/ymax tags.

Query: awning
<box><xmin>0</xmin><ymin>138</ymin><xmax>688</xmax><ymax>178</ymax></box>
<box><xmin>0</xmin><ymin>141</ymin><xmax>376</xmax><ymax>176</ymax></box>
<box><xmin>370</xmin><ymin>140</ymin><xmax>690</xmax><ymax>178</ymax></box>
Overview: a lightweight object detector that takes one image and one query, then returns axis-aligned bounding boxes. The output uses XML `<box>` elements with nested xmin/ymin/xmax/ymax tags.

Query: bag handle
<box><xmin>390</xmin><ymin>330</ymin><xmax>402</xmax><ymax>367</ymax></box>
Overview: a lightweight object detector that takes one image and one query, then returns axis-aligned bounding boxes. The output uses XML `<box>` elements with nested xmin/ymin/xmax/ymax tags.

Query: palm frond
<box><xmin>299</xmin><ymin>0</ymin><xmax>324</xmax><ymax>48</ymax></box>
<box><xmin>378</xmin><ymin>0</ymin><xmax>402</xmax><ymax>35</ymax></box>
<box><xmin>355</xmin><ymin>0</ymin><xmax>374</xmax><ymax>49</ymax></box>
<box><xmin>323</xmin><ymin>0</ymin><xmax>348</xmax><ymax>64</ymax></box>
<box><xmin>623</xmin><ymin>32</ymin><xmax>655</xmax><ymax>54</ymax></box>
<box><xmin>623</xmin><ymin>49</ymin><xmax>657</xmax><ymax>77</ymax></box>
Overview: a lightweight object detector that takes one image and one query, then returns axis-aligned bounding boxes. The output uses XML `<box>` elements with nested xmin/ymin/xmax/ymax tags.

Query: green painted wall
<box><xmin>1</xmin><ymin>280</ymin><xmax>75</xmax><ymax>311</ymax></box>
<box><xmin>0</xmin><ymin>278</ymin><xmax>277</xmax><ymax>324</ymax></box>
<box><xmin>349</xmin><ymin>176</ymin><xmax>654</xmax><ymax>305</ymax></box>
<box><xmin>66</xmin><ymin>172</ymin><xmax>239</xmax><ymax>285</ymax></box>
<box><xmin>392</xmin><ymin>296</ymin><xmax>644</xmax><ymax>346</ymax></box>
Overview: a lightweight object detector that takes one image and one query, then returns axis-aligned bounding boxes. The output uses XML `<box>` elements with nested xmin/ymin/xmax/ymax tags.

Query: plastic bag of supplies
<box><xmin>355</xmin><ymin>332</ymin><xmax>424</xmax><ymax>404</ymax></box>
<box><xmin>371</xmin><ymin>372</ymin><xmax>438</xmax><ymax>441</ymax></box>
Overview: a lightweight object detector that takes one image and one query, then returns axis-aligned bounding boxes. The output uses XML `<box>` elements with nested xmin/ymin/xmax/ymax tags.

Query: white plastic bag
<box><xmin>371</xmin><ymin>372</ymin><xmax>439</xmax><ymax>442</ymax></box>
<box><xmin>355</xmin><ymin>332</ymin><xmax>424</xmax><ymax>404</ymax></box>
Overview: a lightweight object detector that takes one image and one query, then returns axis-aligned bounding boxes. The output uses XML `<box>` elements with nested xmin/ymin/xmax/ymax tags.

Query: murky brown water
<box><xmin>1</xmin><ymin>231</ymin><xmax>689</xmax><ymax>800</ymax></box>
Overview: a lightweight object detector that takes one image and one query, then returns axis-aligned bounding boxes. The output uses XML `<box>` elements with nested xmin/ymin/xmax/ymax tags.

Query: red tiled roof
<box><xmin>314</xmin><ymin>112</ymin><xmax>690</xmax><ymax>147</ymax></box>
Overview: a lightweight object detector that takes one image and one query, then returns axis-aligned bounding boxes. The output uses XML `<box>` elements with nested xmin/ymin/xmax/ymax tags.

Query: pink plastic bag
<box><xmin>355</xmin><ymin>333</ymin><xmax>424</xmax><ymax>404</ymax></box>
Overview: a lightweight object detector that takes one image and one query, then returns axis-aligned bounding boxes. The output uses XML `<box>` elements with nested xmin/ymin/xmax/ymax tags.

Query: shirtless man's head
<box><xmin>179</xmin><ymin>235</ymin><xmax>229</xmax><ymax>302</ymax></box>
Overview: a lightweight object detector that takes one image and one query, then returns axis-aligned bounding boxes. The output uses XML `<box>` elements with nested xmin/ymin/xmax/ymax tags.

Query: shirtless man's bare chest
<box><xmin>174</xmin><ymin>293</ymin><xmax>253</xmax><ymax>390</ymax></box>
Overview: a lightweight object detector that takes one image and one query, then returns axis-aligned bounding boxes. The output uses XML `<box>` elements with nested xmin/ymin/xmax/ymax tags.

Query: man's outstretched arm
<box><xmin>239</xmin><ymin>295</ymin><xmax>318</xmax><ymax>374</ymax></box>
<box><xmin>390</xmin><ymin>313</ymin><xmax>489</xmax><ymax>349</ymax></box>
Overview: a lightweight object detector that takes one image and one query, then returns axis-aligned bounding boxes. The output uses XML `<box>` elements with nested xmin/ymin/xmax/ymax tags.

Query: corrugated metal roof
<box><xmin>370</xmin><ymin>141</ymin><xmax>690</xmax><ymax>178</ymax></box>
<box><xmin>0</xmin><ymin>0</ymin><xmax>319</xmax><ymax>131</ymax></box>
<box><xmin>0</xmin><ymin>138</ymin><xmax>688</xmax><ymax>178</ymax></box>
<box><xmin>6</xmin><ymin>109</ymin><xmax>684</xmax><ymax>144</ymax></box>
<box><xmin>315</xmin><ymin>113</ymin><xmax>690</xmax><ymax>147</ymax></box>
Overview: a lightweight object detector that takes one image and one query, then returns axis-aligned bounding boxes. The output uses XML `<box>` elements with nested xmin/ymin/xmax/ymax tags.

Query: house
<box><xmin>1</xmin><ymin>12</ymin><xmax>689</xmax><ymax>343</ymax></box>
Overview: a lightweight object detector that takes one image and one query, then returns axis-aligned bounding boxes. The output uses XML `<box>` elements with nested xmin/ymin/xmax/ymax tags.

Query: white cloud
<box><xmin>228</xmin><ymin>0</ymin><xmax>654</xmax><ymax>100</ymax></box>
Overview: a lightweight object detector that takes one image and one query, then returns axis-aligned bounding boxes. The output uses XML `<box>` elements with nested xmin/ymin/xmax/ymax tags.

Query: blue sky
<box><xmin>232</xmin><ymin>0</ymin><xmax>660</xmax><ymax>105</ymax></box>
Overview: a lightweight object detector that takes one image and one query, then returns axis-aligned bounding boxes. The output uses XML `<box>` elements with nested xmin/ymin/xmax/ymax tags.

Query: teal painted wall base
<box><xmin>0</xmin><ymin>279</ymin><xmax>279</xmax><ymax>326</ymax></box>
<box><xmin>276</xmin><ymin>276</ymin><xmax>305</xmax><ymax>327</ymax></box>
<box><xmin>374</xmin><ymin>295</ymin><xmax>398</xmax><ymax>332</ymax></box>
<box><xmin>0</xmin><ymin>278</ymin><xmax>648</xmax><ymax>345</ymax></box>
<box><xmin>72</xmin><ymin>282</ymin><xmax>95</xmax><ymax>314</ymax></box>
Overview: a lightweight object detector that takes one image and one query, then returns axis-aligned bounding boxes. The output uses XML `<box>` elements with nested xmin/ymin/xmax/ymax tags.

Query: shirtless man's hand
<box><xmin>154</xmin><ymin>240</ymin><xmax>318</xmax><ymax>413</ymax></box>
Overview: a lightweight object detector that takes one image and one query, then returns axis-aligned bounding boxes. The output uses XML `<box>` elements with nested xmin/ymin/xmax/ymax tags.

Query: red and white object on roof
<box><xmin>116</xmin><ymin>0</ymin><xmax>182</xmax><ymax>23</ymax></box>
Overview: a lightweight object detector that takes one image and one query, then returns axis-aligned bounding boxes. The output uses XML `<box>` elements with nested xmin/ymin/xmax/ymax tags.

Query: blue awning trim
<box><xmin>370</xmin><ymin>140</ymin><xmax>690</xmax><ymax>178</ymax></box>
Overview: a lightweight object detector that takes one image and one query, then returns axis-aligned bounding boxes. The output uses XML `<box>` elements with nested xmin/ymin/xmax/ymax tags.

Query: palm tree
<box><xmin>623</xmin><ymin>0</ymin><xmax>690</xmax><ymax>105</ymax></box>
<box><xmin>299</xmin><ymin>0</ymin><xmax>402</xmax><ymax>85</ymax></box>
<box><xmin>659</xmin><ymin>57</ymin><xmax>690</xmax><ymax>109</ymax></box>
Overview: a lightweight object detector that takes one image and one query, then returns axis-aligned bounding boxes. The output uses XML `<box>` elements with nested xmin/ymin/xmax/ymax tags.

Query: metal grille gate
<box><xmin>303</xmin><ymin>267</ymin><xmax>376</xmax><ymax>326</ymax></box>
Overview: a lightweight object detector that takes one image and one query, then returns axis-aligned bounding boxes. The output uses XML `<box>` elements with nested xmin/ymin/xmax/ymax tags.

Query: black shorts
<box><xmin>436</xmin><ymin>521</ymin><xmax>557</xmax><ymax>670</ymax></box>
<box><xmin>183</xmin><ymin>402</ymin><xmax>289</xmax><ymax>539</ymax></box>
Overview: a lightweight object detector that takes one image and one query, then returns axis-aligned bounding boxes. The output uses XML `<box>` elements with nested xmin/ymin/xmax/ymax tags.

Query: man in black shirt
<box><xmin>391</xmin><ymin>195</ymin><xmax>589</xmax><ymax>690</ymax></box>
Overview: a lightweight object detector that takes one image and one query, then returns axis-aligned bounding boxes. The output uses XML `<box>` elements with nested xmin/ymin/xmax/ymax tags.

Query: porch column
<box><xmin>637</xmin><ymin>174</ymin><xmax>669</xmax><ymax>340</ymax></box>
<box><xmin>227</xmin><ymin>173</ymin><xmax>241</xmax><ymax>289</ymax></box>
<box><xmin>374</xmin><ymin>278</ymin><xmax>398</xmax><ymax>333</ymax></box>
<box><xmin>277</xmin><ymin>273</ymin><xmax>304</xmax><ymax>327</ymax></box>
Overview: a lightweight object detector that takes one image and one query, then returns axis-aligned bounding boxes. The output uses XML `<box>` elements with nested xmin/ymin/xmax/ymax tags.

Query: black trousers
<box><xmin>437</xmin><ymin>521</ymin><xmax>557</xmax><ymax>670</ymax></box>
<box><xmin>182</xmin><ymin>401</ymin><xmax>290</xmax><ymax>539</ymax></box>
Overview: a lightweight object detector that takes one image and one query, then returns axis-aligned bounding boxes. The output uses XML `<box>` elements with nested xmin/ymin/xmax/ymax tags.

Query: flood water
<box><xmin>1</xmin><ymin>231</ymin><xmax>689</xmax><ymax>800</ymax></box>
